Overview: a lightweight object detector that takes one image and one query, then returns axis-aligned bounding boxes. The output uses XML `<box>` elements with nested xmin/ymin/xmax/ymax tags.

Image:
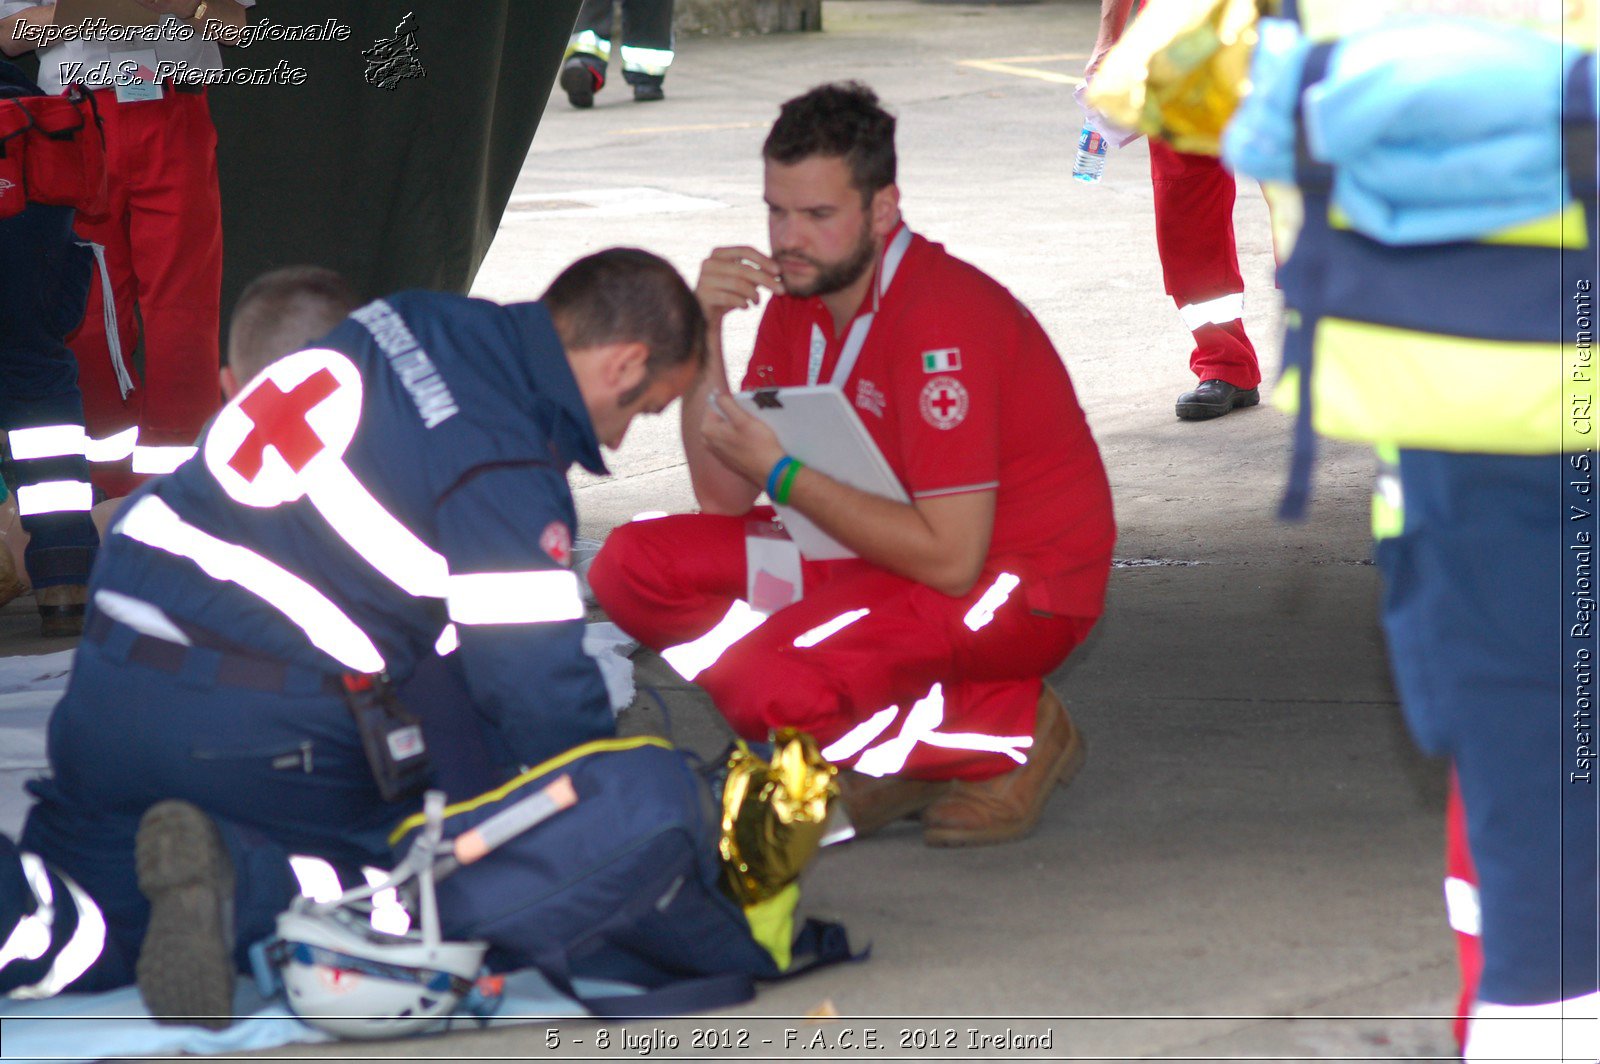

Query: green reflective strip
<box><xmin>1303</xmin><ymin>317</ymin><xmax>1594</xmax><ymax>454</ymax></box>
<box><xmin>565</xmin><ymin>30</ymin><xmax>612</xmax><ymax>62</ymax></box>
<box><xmin>1372</xmin><ymin>444</ymin><xmax>1403</xmax><ymax>541</ymax></box>
<box><xmin>619</xmin><ymin>45</ymin><xmax>674</xmax><ymax>76</ymax></box>
<box><xmin>1328</xmin><ymin>200</ymin><xmax>1589</xmax><ymax>249</ymax></box>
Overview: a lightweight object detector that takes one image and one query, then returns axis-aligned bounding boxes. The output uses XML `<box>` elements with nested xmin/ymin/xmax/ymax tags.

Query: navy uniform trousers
<box><xmin>1377</xmin><ymin>449</ymin><xmax>1599</xmax><ymax>1007</ymax></box>
<box><xmin>1</xmin><ymin>616</ymin><xmax>506</xmax><ymax>995</ymax></box>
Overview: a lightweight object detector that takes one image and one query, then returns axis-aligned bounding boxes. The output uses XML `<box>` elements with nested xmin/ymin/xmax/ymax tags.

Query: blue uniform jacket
<box><xmin>92</xmin><ymin>291</ymin><xmax>615</xmax><ymax>767</ymax></box>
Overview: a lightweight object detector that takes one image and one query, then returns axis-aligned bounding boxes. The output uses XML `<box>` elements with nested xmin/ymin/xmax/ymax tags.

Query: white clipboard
<box><xmin>734</xmin><ymin>385</ymin><xmax>908</xmax><ymax>561</ymax></box>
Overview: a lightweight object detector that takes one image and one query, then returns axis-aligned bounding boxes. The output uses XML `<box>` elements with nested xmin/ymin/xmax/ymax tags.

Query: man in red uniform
<box><xmin>1087</xmin><ymin>0</ymin><xmax>1262</xmax><ymax>421</ymax></box>
<box><xmin>588</xmin><ymin>82</ymin><xmax>1116</xmax><ymax>847</ymax></box>
<box><xmin>1</xmin><ymin>0</ymin><xmax>253</xmax><ymax>495</ymax></box>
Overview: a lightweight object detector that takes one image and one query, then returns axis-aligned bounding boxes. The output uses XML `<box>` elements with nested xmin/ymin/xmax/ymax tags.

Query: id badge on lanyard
<box><xmin>804</xmin><ymin>226</ymin><xmax>913</xmax><ymax>388</ymax></box>
<box><xmin>746</xmin><ymin>518</ymin><xmax>803</xmax><ymax>614</ymax></box>
<box><xmin>111</xmin><ymin>49</ymin><xmax>165</xmax><ymax>102</ymax></box>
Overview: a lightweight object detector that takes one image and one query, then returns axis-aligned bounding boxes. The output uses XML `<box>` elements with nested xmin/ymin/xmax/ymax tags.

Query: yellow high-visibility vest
<box><xmin>1269</xmin><ymin>0</ymin><xmax>1597</xmax><ymax>455</ymax></box>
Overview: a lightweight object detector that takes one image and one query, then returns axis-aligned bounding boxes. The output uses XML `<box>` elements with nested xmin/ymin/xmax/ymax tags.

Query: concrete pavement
<box><xmin>25</xmin><ymin>1</ymin><xmax>1455</xmax><ymax>1058</ymax></box>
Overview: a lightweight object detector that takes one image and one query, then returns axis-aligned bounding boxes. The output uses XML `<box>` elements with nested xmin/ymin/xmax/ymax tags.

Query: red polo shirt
<box><xmin>741</xmin><ymin>225</ymin><xmax>1115</xmax><ymax>618</ymax></box>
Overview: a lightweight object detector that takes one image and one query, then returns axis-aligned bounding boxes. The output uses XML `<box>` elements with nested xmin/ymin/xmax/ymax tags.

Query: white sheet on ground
<box><xmin>0</xmin><ymin>968</ymin><xmax>641</xmax><ymax>1062</ymax></box>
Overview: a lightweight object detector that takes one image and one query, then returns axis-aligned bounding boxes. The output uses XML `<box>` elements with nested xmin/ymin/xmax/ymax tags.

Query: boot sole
<box><xmin>135</xmin><ymin>801</ymin><xmax>236</xmax><ymax>1030</ymax></box>
<box><xmin>560</xmin><ymin>62</ymin><xmax>595</xmax><ymax>108</ymax></box>
<box><xmin>1176</xmin><ymin>388</ymin><xmax>1260</xmax><ymax>421</ymax></box>
<box><xmin>922</xmin><ymin>728</ymin><xmax>1087</xmax><ymax>848</ymax></box>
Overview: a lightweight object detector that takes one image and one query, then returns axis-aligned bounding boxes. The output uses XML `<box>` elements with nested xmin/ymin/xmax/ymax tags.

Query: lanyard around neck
<box><xmin>805</xmin><ymin>225</ymin><xmax>914</xmax><ymax>387</ymax></box>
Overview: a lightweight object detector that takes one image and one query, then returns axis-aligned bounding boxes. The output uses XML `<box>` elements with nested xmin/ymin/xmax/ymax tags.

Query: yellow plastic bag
<box><xmin>1087</xmin><ymin>0</ymin><xmax>1263</xmax><ymax>155</ymax></box>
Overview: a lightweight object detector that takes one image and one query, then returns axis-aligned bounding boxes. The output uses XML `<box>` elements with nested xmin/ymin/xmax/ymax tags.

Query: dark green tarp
<box><xmin>206</xmin><ymin>0</ymin><xmax>579</xmax><ymax>339</ymax></box>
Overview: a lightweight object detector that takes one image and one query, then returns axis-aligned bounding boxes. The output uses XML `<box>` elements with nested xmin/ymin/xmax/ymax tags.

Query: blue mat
<box><xmin>0</xmin><ymin>968</ymin><xmax>636</xmax><ymax>1061</ymax></box>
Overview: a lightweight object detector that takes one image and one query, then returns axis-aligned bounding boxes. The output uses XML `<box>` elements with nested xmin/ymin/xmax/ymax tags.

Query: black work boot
<box><xmin>1175</xmin><ymin>379</ymin><xmax>1261</xmax><ymax>421</ymax></box>
<box><xmin>560</xmin><ymin>55</ymin><xmax>604</xmax><ymax>108</ymax></box>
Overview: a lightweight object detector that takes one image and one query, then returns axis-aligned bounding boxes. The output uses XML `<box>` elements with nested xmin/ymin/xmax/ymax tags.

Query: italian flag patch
<box><xmin>922</xmin><ymin>348</ymin><xmax>961</xmax><ymax>373</ymax></box>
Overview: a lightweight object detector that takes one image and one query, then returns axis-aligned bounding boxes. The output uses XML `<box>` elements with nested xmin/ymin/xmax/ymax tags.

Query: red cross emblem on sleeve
<box><xmin>228</xmin><ymin>369</ymin><xmax>341</xmax><ymax>481</ymax></box>
<box><xmin>205</xmin><ymin>348</ymin><xmax>366</xmax><ymax>508</ymax></box>
<box><xmin>919</xmin><ymin>376</ymin><xmax>970</xmax><ymax>430</ymax></box>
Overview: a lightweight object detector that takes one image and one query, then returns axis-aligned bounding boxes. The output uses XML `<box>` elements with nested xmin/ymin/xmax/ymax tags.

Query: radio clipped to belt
<box><xmin>342</xmin><ymin>673</ymin><xmax>431</xmax><ymax>802</ymax></box>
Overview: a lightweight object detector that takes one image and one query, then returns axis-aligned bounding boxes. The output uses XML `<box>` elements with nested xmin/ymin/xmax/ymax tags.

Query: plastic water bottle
<box><xmin>1073</xmin><ymin>122</ymin><xmax>1109</xmax><ymax>184</ymax></box>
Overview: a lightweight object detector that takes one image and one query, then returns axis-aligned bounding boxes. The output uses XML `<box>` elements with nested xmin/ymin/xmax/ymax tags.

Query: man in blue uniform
<box><xmin>0</xmin><ymin>58</ymin><xmax>101</xmax><ymax>636</ymax></box>
<box><xmin>0</xmin><ymin>247</ymin><xmax>705</xmax><ymax>1025</ymax></box>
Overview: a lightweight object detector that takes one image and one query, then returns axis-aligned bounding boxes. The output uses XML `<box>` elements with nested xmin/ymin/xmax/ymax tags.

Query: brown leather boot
<box><xmin>921</xmin><ymin>686</ymin><xmax>1086</xmax><ymax>848</ymax></box>
<box><xmin>37</xmin><ymin>583</ymin><xmax>87</xmax><ymax>638</ymax></box>
<box><xmin>835</xmin><ymin>770</ymin><xmax>952</xmax><ymax>839</ymax></box>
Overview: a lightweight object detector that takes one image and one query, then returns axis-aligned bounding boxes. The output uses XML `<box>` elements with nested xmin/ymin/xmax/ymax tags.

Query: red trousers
<box><xmin>588</xmin><ymin>510</ymin><xmax>1094</xmax><ymax>781</ymax></box>
<box><xmin>69</xmin><ymin>88</ymin><xmax>223</xmax><ymax>497</ymax></box>
<box><xmin>1149</xmin><ymin>139</ymin><xmax>1261</xmax><ymax>389</ymax></box>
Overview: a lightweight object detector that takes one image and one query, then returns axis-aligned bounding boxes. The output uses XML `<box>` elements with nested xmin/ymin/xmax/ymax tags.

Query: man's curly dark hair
<box><xmin>763</xmin><ymin>81</ymin><xmax>897</xmax><ymax>204</ymax></box>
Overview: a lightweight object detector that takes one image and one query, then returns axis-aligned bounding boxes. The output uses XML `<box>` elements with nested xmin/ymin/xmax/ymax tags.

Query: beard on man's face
<box><xmin>777</xmin><ymin>219</ymin><xmax>877</xmax><ymax>299</ymax></box>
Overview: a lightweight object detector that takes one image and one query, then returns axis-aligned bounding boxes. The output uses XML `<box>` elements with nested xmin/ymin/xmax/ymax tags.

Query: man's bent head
<box><xmin>762</xmin><ymin>82</ymin><xmax>901</xmax><ymax>300</ymax></box>
<box><xmin>544</xmin><ymin>247</ymin><xmax>705</xmax><ymax>449</ymax></box>
<box><xmin>226</xmin><ymin>266</ymin><xmax>360</xmax><ymax>396</ymax></box>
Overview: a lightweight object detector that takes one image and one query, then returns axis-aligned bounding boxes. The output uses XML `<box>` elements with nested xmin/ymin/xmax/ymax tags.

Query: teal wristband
<box><xmin>764</xmin><ymin>456</ymin><xmax>792</xmax><ymax>500</ymax></box>
<box><xmin>774</xmin><ymin>457</ymin><xmax>804</xmax><ymax>505</ymax></box>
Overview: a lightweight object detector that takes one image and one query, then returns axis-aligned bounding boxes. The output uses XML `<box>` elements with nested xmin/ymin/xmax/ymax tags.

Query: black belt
<box><xmin>84</xmin><ymin>610</ymin><xmax>344</xmax><ymax>696</ymax></box>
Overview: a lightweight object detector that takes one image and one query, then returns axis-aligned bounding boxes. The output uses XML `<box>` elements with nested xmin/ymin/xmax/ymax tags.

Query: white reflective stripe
<box><xmin>963</xmin><ymin>572</ymin><xmax>1021</xmax><ymax>632</ymax></box>
<box><xmin>6</xmin><ymin>855</ymin><xmax>106</xmax><ymax>1000</ymax></box>
<box><xmin>618</xmin><ymin>44</ymin><xmax>674</xmax><ymax>74</ymax></box>
<box><xmin>446</xmin><ymin>570</ymin><xmax>585</xmax><ymax>626</ymax></box>
<box><xmin>850</xmin><ymin>684</ymin><xmax>1032</xmax><ymax>777</ymax></box>
<box><xmin>820</xmin><ymin>706</ymin><xmax>899</xmax><ymax>764</ymax></box>
<box><xmin>661</xmin><ymin>600</ymin><xmax>766</xmax><ymax>681</ymax></box>
<box><xmin>434</xmin><ymin>623</ymin><xmax>460</xmax><ymax>656</ymax></box>
<box><xmin>569</xmin><ymin>29</ymin><xmax>612</xmax><ymax>58</ymax></box>
<box><xmin>912</xmin><ymin>481</ymin><xmax>1000</xmax><ymax>500</ymax></box>
<box><xmin>92</xmin><ymin>590</ymin><xmax>192</xmax><ymax>646</ymax></box>
<box><xmin>1178</xmin><ymin>292</ymin><xmax>1245</xmax><ymax>332</ymax></box>
<box><xmin>8</xmin><ymin>425</ymin><xmax>87</xmax><ymax>461</ymax></box>
<box><xmin>85</xmin><ymin>427</ymin><xmax>138</xmax><ymax>464</ymax></box>
<box><xmin>854</xmin><ymin>685</ymin><xmax>948</xmax><ymax>777</ymax></box>
<box><xmin>16</xmin><ymin>481</ymin><xmax>93</xmax><ymax>516</ymax></box>
<box><xmin>288</xmin><ymin>855</ymin><xmax>343</xmax><ymax>904</ymax></box>
<box><xmin>0</xmin><ymin>854</ymin><xmax>56</xmax><ymax>972</ymax></box>
<box><xmin>131</xmin><ymin>445</ymin><xmax>197</xmax><ymax>475</ymax></box>
<box><xmin>794</xmin><ymin>608</ymin><xmax>870</xmax><ymax>649</ymax></box>
<box><xmin>631</xmin><ymin>510</ymin><xmax>669</xmax><ymax>522</ymax></box>
<box><xmin>1465</xmin><ymin>993</ymin><xmax>1600</xmax><ymax>1063</ymax></box>
<box><xmin>306</xmin><ymin>462</ymin><xmax>448</xmax><ymax>598</ymax></box>
<box><xmin>917</xmin><ymin>728</ymin><xmax>1031</xmax><ymax>765</ymax></box>
<box><xmin>117</xmin><ymin>496</ymin><xmax>386</xmax><ymax>673</ymax></box>
<box><xmin>362</xmin><ymin>867</ymin><xmax>412</xmax><ymax>936</ymax></box>
<box><xmin>1444</xmin><ymin>875</ymin><xmax>1482</xmax><ymax>937</ymax></box>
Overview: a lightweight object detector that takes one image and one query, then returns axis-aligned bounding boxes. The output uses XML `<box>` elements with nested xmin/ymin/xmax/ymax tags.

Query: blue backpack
<box><xmin>388</xmin><ymin>735</ymin><xmax>859</xmax><ymax>1016</ymax></box>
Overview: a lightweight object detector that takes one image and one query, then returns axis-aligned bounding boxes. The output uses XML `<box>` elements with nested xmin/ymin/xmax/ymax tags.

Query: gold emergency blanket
<box><xmin>1086</xmin><ymin>0</ymin><xmax>1262</xmax><ymax>155</ymax></box>
<box><xmin>719</xmin><ymin>730</ymin><xmax>838</xmax><ymax>906</ymax></box>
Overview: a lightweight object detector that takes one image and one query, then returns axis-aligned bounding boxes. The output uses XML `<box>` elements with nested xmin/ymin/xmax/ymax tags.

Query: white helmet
<box><xmin>251</xmin><ymin>793</ymin><xmax>495</xmax><ymax>1040</ymax></box>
